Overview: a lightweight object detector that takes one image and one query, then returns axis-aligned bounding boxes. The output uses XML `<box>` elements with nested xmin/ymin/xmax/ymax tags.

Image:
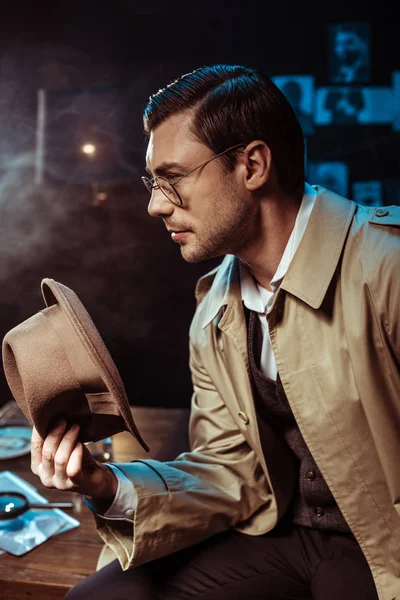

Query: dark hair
<box><xmin>143</xmin><ymin>64</ymin><xmax>305</xmax><ymax>198</ymax></box>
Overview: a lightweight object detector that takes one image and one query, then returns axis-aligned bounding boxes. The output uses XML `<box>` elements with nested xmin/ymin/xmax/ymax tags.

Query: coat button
<box><xmin>375</xmin><ymin>208</ymin><xmax>389</xmax><ymax>217</ymax></box>
<box><xmin>306</xmin><ymin>470</ymin><xmax>316</xmax><ymax>481</ymax></box>
<box><xmin>314</xmin><ymin>507</ymin><xmax>325</xmax><ymax>517</ymax></box>
<box><xmin>238</xmin><ymin>411</ymin><xmax>250</xmax><ymax>425</ymax></box>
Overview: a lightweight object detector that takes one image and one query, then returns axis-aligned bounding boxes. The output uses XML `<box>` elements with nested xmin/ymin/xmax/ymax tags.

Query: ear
<box><xmin>241</xmin><ymin>141</ymin><xmax>272</xmax><ymax>192</ymax></box>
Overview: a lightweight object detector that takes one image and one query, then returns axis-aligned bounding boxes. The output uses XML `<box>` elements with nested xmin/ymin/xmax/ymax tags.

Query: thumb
<box><xmin>66</xmin><ymin>442</ymin><xmax>97</xmax><ymax>486</ymax></box>
<box><xmin>67</xmin><ymin>442</ymin><xmax>115</xmax><ymax>499</ymax></box>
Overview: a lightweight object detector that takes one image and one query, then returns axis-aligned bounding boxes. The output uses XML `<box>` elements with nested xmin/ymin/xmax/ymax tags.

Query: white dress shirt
<box><xmin>240</xmin><ymin>183</ymin><xmax>317</xmax><ymax>380</ymax></box>
<box><xmin>86</xmin><ymin>183</ymin><xmax>318</xmax><ymax>519</ymax></box>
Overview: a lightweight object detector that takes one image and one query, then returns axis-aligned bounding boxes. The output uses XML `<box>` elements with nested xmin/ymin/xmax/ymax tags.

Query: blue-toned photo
<box><xmin>272</xmin><ymin>75</ymin><xmax>315</xmax><ymax>135</ymax></box>
<box><xmin>352</xmin><ymin>181</ymin><xmax>383</xmax><ymax>207</ymax></box>
<box><xmin>384</xmin><ymin>178</ymin><xmax>400</xmax><ymax>205</ymax></box>
<box><xmin>393</xmin><ymin>71</ymin><xmax>400</xmax><ymax>131</ymax></box>
<box><xmin>316</xmin><ymin>87</ymin><xmax>393</xmax><ymax>125</ymax></box>
<box><xmin>329</xmin><ymin>22</ymin><xmax>371</xmax><ymax>83</ymax></box>
<box><xmin>308</xmin><ymin>161</ymin><xmax>349</xmax><ymax>197</ymax></box>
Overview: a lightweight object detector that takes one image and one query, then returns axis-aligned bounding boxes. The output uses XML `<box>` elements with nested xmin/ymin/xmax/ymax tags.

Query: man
<box><xmin>324</xmin><ymin>86</ymin><xmax>365</xmax><ymax>125</ymax></box>
<box><xmin>31</xmin><ymin>65</ymin><xmax>400</xmax><ymax>600</ymax></box>
<box><xmin>330</xmin><ymin>25</ymin><xmax>370</xmax><ymax>83</ymax></box>
<box><xmin>280</xmin><ymin>79</ymin><xmax>314</xmax><ymax>135</ymax></box>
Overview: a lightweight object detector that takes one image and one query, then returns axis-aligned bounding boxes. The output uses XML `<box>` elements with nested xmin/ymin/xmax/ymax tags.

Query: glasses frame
<box><xmin>142</xmin><ymin>143</ymin><xmax>245</xmax><ymax>206</ymax></box>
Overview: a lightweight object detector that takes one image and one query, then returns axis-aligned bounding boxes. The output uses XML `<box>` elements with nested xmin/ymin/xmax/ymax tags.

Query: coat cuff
<box><xmin>89</xmin><ymin>460</ymin><xmax>168</xmax><ymax>570</ymax></box>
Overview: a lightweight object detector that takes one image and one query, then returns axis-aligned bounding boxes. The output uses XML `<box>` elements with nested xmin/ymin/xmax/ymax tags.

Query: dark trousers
<box><xmin>65</xmin><ymin>517</ymin><xmax>378</xmax><ymax>600</ymax></box>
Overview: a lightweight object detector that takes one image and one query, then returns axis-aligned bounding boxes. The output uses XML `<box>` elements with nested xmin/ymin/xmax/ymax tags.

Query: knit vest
<box><xmin>246</xmin><ymin>308</ymin><xmax>351</xmax><ymax>534</ymax></box>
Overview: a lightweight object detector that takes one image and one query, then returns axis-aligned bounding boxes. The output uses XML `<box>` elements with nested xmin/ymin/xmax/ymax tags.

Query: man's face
<box><xmin>334</xmin><ymin>31</ymin><xmax>363</xmax><ymax>64</ymax></box>
<box><xmin>145</xmin><ymin>112</ymin><xmax>253</xmax><ymax>263</ymax></box>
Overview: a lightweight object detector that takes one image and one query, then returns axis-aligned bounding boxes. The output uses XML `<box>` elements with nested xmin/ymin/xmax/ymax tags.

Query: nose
<box><xmin>147</xmin><ymin>189</ymin><xmax>175</xmax><ymax>219</ymax></box>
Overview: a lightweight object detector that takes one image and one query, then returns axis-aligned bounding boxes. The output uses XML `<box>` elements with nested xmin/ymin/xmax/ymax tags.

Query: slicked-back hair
<box><xmin>143</xmin><ymin>64</ymin><xmax>305</xmax><ymax>199</ymax></box>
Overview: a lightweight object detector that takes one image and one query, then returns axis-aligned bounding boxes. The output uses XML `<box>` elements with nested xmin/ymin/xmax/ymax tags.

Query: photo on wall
<box><xmin>304</xmin><ymin>137</ymin><xmax>308</xmax><ymax>176</ymax></box>
<box><xmin>308</xmin><ymin>161</ymin><xmax>349</xmax><ymax>197</ymax></box>
<box><xmin>315</xmin><ymin>87</ymin><xmax>393</xmax><ymax>125</ymax></box>
<box><xmin>328</xmin><ymin>22</ymin><xmax>371</xmax><ymax>84</ymax></box>
<box><xmin>271</xmin><ymin>75</ymin><xmax>315</xmax><ymax>136</ymax></box>
<box><xmin>384</xmin><ymin>179</ymin><xmax>400</xmax><ymax>206</ymax></box>
<box><xmin>352</xmin><ymin>181</ymin><xmax>383</xmax><ymax>207</ymax></box>
<box><xmin>392</xmin><ymin>71</ymin><xmax>400</xmax><ymax>131</ymax></box>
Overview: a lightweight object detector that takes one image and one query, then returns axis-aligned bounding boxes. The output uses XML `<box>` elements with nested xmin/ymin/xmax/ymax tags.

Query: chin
<box><xmin>180</xmin><ymin>243</ymin><xmax>219</xmax><ymax>264</ymax></box>
<box><xmin>180</xmin><ymin>249</ymin><xmax>208</xmax><ymax>264</ymax></box>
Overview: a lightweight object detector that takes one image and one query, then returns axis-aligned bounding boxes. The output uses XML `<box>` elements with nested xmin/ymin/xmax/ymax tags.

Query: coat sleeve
<box><xmin>90</xmin><ymin>339</ymin><xmax>271</xmax><ymax>570</ymax></box>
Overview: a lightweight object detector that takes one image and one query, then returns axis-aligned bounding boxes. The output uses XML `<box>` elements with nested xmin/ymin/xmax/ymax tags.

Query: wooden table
<box><xmin>0</xmin><ymin>406</ymin><xmax>190</xmax><ymax>599</ymax></box>
<box><xmin>0</xmin><ymin>452</ymin><xmax>104</xmax><ymax>600</ymax></box>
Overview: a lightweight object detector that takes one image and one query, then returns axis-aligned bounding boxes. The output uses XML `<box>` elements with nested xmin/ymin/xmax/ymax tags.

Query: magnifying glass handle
<box><xmin>29</xmin><ymin>502</ymin><xmax>74</xmax><ymax>509</ymax></box>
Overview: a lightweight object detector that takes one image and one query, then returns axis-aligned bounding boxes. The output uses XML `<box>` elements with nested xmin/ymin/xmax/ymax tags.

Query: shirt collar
<box><xmin>241</xmin><ymin>183</ymin><xmax>317</xmax><ymax>314</ymax></box>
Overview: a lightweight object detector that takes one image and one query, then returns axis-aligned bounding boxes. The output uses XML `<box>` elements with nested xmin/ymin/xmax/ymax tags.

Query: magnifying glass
<box><xmin>0</xmin><ymin>492</ymin><xmax>73</xmax><ymax>520</ymax></box>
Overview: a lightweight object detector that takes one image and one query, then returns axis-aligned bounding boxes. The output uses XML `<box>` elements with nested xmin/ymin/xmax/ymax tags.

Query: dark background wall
<box><xmin>0</xmin><ymin>2</ymin><xmax>399</xmax><ymax>410</ymax></box>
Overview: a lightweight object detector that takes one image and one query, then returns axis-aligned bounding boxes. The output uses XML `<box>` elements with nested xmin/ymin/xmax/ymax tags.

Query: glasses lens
<box><xmin>141</xmin><ymin>176</ymin><xmax>180</xmax><ymax>206</ymax></box>
<box><xmin>0</xmin><ymin>493</ymin><xmax>26</xmax><ymax>519</ymax></box>
<box><xmin>157</xmin><ymin>178</ymin><xmax>180</xmax><ymax>206</ymax></box>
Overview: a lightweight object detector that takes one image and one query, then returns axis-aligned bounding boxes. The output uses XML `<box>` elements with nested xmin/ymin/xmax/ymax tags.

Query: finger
<box><xmin>67</xmin><ymin>440</ymin><xmax>99</xmax><ymax>480</ymax></box>
<box><xmin>66</xmin><ymin>442</ymin><xmax>95</xmax><ymax>495</ymax></box>
<box><xmin>66</xmin><ymin>442</ymin><xmax>102</xmax><ymax>495</ymax></box>
<box><xmin>41</xmin><ymin>419</ymin><xmax>68</xmax><ymax>480</ymax></box>
<box><xmin>66</xmin><ymin>441</ymin><xmax>84</xmax><ymax>481</ymax></box>
<box><xmin>31</xmin><ymin>427</ymin><xmax>44</xmax><ymax>475</ymax></box>
<box><xmin>53</xmin><ymin>424</ymin><xmax>80</xmax><ymax>484</ymax></box>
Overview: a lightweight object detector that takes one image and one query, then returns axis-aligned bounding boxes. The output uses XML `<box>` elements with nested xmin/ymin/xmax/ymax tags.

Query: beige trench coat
<box><xmin>94</xmin><ymin>188</ymin><xmax>400</xmax><ymax>600</ymax></box>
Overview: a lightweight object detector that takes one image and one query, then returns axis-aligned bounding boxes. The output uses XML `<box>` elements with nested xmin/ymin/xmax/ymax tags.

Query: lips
<box><xmin>170</xmin><ymin>231</ymin><xmax>189</xmax><ymax>243</ymax></box>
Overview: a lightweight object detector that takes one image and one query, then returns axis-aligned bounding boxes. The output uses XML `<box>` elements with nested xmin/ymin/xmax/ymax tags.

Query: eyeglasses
<box><xmin>141</xmin><ymin>143</ymin><xmax>245</xmax><ymax>206</ymax></box>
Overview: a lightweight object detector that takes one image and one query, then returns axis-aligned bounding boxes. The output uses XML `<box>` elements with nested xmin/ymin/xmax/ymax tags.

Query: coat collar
<box><xmin>280</xmin><ymin>187</ymin><xmax>356</xmax><ymax>308</ymax></box>
<box><xmin>201</xmin><ymin>187</ymin><xmax>356</xmax><ymax>329</ymax></box>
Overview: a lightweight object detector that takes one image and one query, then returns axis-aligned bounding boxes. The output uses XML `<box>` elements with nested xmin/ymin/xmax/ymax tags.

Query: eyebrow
<box><xmin>145</xmin><ymin>161</ymin><xmax>187</xmax><ymax>177</ymax></box>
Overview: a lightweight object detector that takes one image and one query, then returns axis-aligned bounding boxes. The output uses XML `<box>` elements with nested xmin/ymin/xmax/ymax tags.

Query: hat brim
<box><xmin>41</xmin><ymin>279</ymin><xmax>149</xmax><ymax>452</ymax></box>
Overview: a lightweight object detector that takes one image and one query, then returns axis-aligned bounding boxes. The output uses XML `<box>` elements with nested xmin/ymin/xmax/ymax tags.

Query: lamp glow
<box><xmin>82</xmin><ymin>143</ymin><xmax>96</xmax><ymax>155</ymax></box>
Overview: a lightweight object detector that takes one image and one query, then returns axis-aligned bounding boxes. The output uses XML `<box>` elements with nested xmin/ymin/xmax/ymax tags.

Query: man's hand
<box><xmin>31</xmin><ymin>419</ymin><xmax>118</xmax><ymax>501</ymax></box>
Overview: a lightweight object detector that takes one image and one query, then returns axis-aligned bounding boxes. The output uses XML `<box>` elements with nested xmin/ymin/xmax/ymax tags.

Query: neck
<box><xmin>237</xmin><ymin>191</ymin><xmax>301</xmax><ymax>291</ymax></box>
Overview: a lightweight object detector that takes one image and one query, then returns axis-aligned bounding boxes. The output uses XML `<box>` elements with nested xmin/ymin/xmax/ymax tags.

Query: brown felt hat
<box><xmin>2</xmin><ymin>278</ymin><xmax>149</xmax><ymax>450</ymax></box>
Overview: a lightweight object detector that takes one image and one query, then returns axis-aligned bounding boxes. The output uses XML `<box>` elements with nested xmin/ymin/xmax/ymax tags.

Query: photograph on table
<box><xmin>271</xmin><ymin>75</ymin><xmax>315</xmax><ymax>135</ymax></box>
<box><xmin>0</xmin><ymin>471</ymin><xmax>79</xmax><ymax>556</ymax></box>
<box><xmin>0</xmin><ymin>512</ymin><xmax>64</xmax><ymax>556</ymax></box>
<box><xmin>316</xmin><ymin>87</ymin><xmax>393</xmax><ymax>125</ymax></box>
<box><xmin>307</xmin><ymin>161</ymin><xmax>349</xmax><ymax>197</ymax></box>
<box><xmin>328</xmin><ymin>22</ymin><xmax>371</xmax><ymax>84</ymax></box>
<box><xmin>352</xmin><ymin>181</ymin><xmax>383</xmax><ymax>207</ymax></box>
